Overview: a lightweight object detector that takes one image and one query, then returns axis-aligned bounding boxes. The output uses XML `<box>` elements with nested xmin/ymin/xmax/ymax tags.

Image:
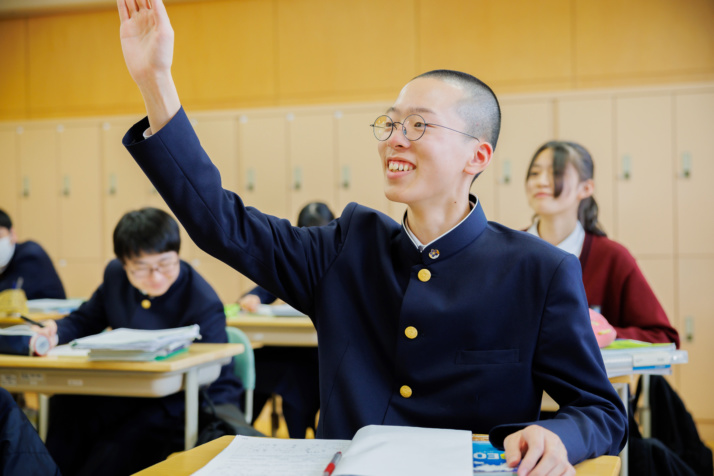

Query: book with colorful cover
<box><xmin>473</xmin><ymin>434</ymin><xmax>517</xmax><ymax>474</ymax></box>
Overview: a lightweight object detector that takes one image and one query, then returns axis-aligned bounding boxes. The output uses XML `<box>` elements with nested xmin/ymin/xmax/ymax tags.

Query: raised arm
<box><xmin>117</xmin><ymin>0</ymin><xmax>180</xmax><ymax>133</ymax></box>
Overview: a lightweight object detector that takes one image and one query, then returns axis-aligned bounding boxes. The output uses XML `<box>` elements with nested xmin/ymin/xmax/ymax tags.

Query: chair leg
<box><xmin>245</xmin><ymin>389</ymin><xmax>254</xmax><ymax>425</ymax></box>
<box><xmin>270</xmin><ymin>394</ymin><xmax>280</xmax><ymax>438</ymax></box>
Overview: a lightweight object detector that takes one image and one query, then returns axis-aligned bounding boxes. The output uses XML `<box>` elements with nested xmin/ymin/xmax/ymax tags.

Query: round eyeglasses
<box><xmin>370</xmin><ymin>114</ymin><xmax>480</xmax><ymax>142</ymax></box>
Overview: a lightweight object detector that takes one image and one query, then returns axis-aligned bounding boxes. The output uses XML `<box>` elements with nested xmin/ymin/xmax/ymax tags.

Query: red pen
<box><xmin>322</xmin><ymin>451</ymin><xmax>342</xmax><ymax>476</ymax></box>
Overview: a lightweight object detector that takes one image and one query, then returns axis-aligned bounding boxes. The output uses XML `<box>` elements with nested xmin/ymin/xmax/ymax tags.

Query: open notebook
<box><xmin>191</xmin><ymin>425</ymin><xmax>472</xmax><ymax>476</ymax></box>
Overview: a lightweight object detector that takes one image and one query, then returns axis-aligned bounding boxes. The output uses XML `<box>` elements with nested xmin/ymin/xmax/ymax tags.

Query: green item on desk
<box><xmin>224</xmin><ymin>303</ymin><xmax>240</xmax><ymax>319</ymax></box>
<box><xmin>604</xmin><ymin>339</ymin><xmax>673</xmax><ymax>350</ymax></box>
<box><xmin>155</xmin><ymin>346</ymin><xmax>189</xmax><ymax>360</ymax></box>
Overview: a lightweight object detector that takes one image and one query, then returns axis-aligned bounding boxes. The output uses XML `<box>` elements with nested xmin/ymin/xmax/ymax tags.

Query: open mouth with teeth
<box><xmin>388</xmin><ymin>160</ymin><xmax>415</xmax><ymax>172</ymax></box>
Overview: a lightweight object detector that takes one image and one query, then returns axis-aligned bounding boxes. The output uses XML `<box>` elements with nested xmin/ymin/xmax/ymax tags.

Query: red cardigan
<box><xmin>580</xmin><ymin>233</ymin><xmax>680</xmax><ymax>347</ymax></box>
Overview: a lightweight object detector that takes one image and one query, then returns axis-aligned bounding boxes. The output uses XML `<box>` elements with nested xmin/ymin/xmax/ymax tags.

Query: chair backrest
<box><xmin>225</xmin><ymin>326</ymin><xmax>255</xmax><ymax>391</ymax></box>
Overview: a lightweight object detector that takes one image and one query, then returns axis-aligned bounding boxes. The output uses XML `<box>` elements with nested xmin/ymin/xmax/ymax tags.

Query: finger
<box><xmin>117</xmin><ymin>0</ymin><xmax>131</xmax><ymax>22</ymax></box>
<box><xmin>517</xmin><ymin>439</ymin><xmax>544</xmax><ymax>476</ymax></box>
<box><xmin>503</xmin><ymin>433</ymin><xmax>524</xmax><ymax>467</ymax></box>
<box><xmin>135</xmin><ymin>0</ymin><xmax>150</xmax><ymax>9</ymax></box>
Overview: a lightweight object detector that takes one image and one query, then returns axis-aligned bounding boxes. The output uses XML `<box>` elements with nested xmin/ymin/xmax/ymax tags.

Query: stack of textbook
<box><xmin>70</xmin><ymin>325</ymin><xmax>201</xmax><ymax>361</ymax></box>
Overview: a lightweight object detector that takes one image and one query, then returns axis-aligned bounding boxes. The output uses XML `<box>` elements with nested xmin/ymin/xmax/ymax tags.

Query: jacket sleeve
<box><xmin>55</xmin><ymin>284</ymin><xmax>109</xmax><ymax>345</ymax></box>
<box><xmin>490</xmin><ymin>254</ymin><xmax>628</xmax><ymax>464</ymax></box>
<box><xmin>123</xmin><ymin>109</ymin><xmax>344</xmax><ymax>317</ymax></box>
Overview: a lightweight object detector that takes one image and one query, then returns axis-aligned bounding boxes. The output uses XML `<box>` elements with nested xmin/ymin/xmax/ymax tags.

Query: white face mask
<box><xmin>0</xmin><ymin>236</ymin><xmax>16</xmax><ymax>269</ymax></box>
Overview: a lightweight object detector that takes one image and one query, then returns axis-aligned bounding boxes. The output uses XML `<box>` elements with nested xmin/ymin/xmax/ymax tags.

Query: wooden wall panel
<box><xmin>0</xmin><ymin>128</ymin><xmax>20</xmax><ymax>218</ymax></box>
<box><xmin>418</xmin><ymin>0</ymin><xmax>573</xmax><ymax>92</ymax></box>
<box><xmin>575</xmin><ymin>0</ymin><xmax>714</xmax><ymax>87</ymax></box>
<box><xmin>276</xmin><ymin>0</ymin><xmax>416</xmax><ymax>102</ymax></box>
<box><xmin>171</xmin><ymin>0</ymin><xmax>276</xmax><ymax>109</ymax></box>
<box><xmin>0</xmin><ymin>19</ymin><xmax>27</xmax><ymax>120</ymax></box>
<box><xmin>26</xmin><ymin>9</ymin><xmax>144</xmax><ymax>118</ymax></box>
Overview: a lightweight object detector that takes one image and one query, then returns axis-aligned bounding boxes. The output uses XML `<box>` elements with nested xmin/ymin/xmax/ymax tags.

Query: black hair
<box><xmin>113</xmin><ymin>207</ymin><xmax>181</xmax><ymax>262</ymax></box>
<box><xmin>0</xmin><ymin>209</ymin><xmax>12</xmax><ymax>230</ymax></box>
<box><xmin>526</xmin><ymin>141</ymin><xmax>606</xmax><ymax>237</ymax></box>
<box><xmin>413</xmin><ymin>69</ymin><xmax>501</xmax><ymax>151</ymax></box>
<box><xmin>297</xmin><ymin>202</ymin><xmax>334</xmax><ymax>227</ymax></box>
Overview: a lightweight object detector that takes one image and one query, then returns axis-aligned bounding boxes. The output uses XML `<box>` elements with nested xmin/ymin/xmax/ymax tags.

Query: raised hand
<box><xmin>117</xmin><ymin>0</ymin><xmax>180</xmax><ymax>133</ymax></box>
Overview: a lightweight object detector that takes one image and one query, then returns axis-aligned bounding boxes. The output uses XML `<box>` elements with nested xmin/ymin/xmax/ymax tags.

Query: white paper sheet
<box><xmin>191</xmin><ymin>436</ymin><xmax>350</xmax><ymax>476</ymax></box>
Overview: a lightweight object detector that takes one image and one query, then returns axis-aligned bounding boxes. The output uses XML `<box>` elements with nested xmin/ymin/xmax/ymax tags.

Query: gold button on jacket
<box><xmin>404</xmin><ymin>326</ymin><xmax>418</xmax><ymax>339</ymax></box>
<box><xmin>141</xmin><ymin>299</ymin><xmax>151</xmax><ymax>309</ymax></box>
<box><xmin>400</xmin><ymin>385</ymin><xmax>412</xmax><ymax>398</ymax></box>
<box><xmin>417</xmin><ymin>269</ymin><xmax>431</xmax><ymax>282</ymax></box>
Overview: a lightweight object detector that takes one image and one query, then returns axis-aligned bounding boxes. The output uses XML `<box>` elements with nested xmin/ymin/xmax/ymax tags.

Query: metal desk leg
<box><xmin>39</xmin><ymin>394</ymin><xmax>49</xmax><ymax>442</ymax></box>
<box><xmin>185</xmin><ymin>368</ymin><xmax>199</xmax><ymax>450</ymax></box>
<box><xmin>614</xmin><ymin>382</ymin><xmax>629</xmax><ymax>476</ymax></box>
<box><xmin>640</xmin><ymin>375</ymin><xmax>651</xmax><ymax>438</ymax></box>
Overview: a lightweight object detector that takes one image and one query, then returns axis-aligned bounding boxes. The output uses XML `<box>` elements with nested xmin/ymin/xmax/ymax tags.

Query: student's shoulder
<box><xmin>14</xmin><ymin>240</ymin><xmax>51</xmax><ymax>259</ymax></box>
<box><xmin>487</xmin><ymin>221</ymin><xmax>571</xmax><ymax>261</ymax></box>
<box><xmin>340</xmin><ymin>202</ymin><xmax>401</xmax><ymax>232</ymax></box>
<box><xmin>586</xmin><ymin>233</ymin><xmax>638</xmax><ymax>269</ymax></box>
<box><xmin>178</xmin><ymin>260</ymin><xmax>221</xmax><ymax>299</ymax></box>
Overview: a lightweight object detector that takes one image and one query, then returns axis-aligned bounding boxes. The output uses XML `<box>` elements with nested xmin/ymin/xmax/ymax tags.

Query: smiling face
<box><xmin>526</xmin><ymin>148</ymin><xmax>592</xmax><ymax>220</ymax></box>
<box><xmin>378</xmin><ymin>77</ymin><xmax>490</xmax><ymax>210</ymax></box>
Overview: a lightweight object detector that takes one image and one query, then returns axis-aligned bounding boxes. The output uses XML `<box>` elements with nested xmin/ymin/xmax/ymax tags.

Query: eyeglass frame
<box><xmin>370</xmin><ymin>114</ymin><xmax>480</xmax><ymax>142</ymax></box>
<box><xmin>125</xmin><ymin>258</ymin><xmax>180</xmax><ymax>279</ymax></box>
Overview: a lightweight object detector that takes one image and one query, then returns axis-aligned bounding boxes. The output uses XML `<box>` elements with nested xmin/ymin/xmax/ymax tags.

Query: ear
<box><xmin>578</xmin><ymin>178</ymin><xmax>595</xmax><ymax>200</ymax></box>
<box><xmin>9</xmin><ymin>228</ymin><xmax>17</xmax><ymax>245</ymax></box>
<box><xmin>464</xmin><ymin>141</ymin><xmax>493</xmax><ymax>177</ymax></box>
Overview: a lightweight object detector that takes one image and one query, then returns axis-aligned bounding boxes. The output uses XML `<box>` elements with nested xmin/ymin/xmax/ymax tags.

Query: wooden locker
<box><xmin>335</xmin><ymin>107</ymin><xmax>391</xmax><ymax>217</ymax></box>
<box><xmin>674</xmin><ymin>90</ymin><xmax>714</xmax><ymax>256</ymax></box>
<box><xmin>0</xmin><ymin>127</ymin><xmax>19</xmax><ymax>218</ymax></box>
<box><xmin>493</xmin><ymin>99</ymin><xmax>555</xmax><ymax>228</ymax></box>
<box><xmin>287</xmin><ymin>110</ymin><xmax>336</xmax><ymax>221</ymax></box>
<box><xmin>18</xmin><ymin>125</ymin><xmax>59</xmax><ymax>258</ymax></box>
<box><xmin>556</xmin><ymin>96</ymin><xmax>616</xmax><ymax>238</ymax></box>
<box><xmin>614</xmin><ymin>94</ymin><xmax>674</xmax><ymax>256</ymax></box>
<box><xmin>677</xmin><ymin>258</ymin><xmax>714</xmax><ymax>441</ymax></box>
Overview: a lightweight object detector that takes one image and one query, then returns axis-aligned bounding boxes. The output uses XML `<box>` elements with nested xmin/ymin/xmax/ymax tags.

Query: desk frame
<box><xmin>0</xmin><ymin>343</ymin><xmax>243</xmax><ymax>450</ymax></box>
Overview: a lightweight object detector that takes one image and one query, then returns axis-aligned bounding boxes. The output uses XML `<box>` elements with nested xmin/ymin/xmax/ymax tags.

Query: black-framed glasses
<box><xmin>126</xmin><ymin>259</ymin><xmax>179</xmax><ymax>279</ymax></box>
<box><xmin>370</xmin><ymin>114</ymin><xmax>480</xmax><ymax>142</ymax></box>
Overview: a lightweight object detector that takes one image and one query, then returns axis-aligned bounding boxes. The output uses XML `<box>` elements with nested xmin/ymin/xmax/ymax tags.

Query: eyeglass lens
<box><xmin>371</xmin><ymin>115</ymin><xmax>428</xmax><ymax>141</ymax></box>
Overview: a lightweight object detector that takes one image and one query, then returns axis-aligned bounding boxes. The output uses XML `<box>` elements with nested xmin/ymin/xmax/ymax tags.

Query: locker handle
<box><xmin>499</xmin><ymin>160</ymin><xmax>511</xmax><ymax>184</ymax></box>
<box><xmin>680</xmin><ymin>152</ymin><xmax>692</xmax><ymax>179</ymax></box>
<box><xmin>22</xmin><ymin>177</ymin><xmax>30</xmax><ymax>197</ymax></box>
<box><xmin>620</xmin><ymin>155</ymin><xmax>632</xmax><ymax>180</ymax></box>
<box><xmin>293</xmin><ymin>167</ymin><xmax>302</xmax><ymax>191</ymax></box>
<box><xmin>341</xmin><ymin>166</ymin><xmax>351</xmax><ymax>189</ymax></box>
<box><xmin>684</xmin><ymin>315</ymin><xmax>694</xmax><ymax>343</ymax></box>
<box><xmin>246</xmin><ymin>168</ymin><xmax>255</xmax><ymax>192</ymax></box>
<box><xmin>109</xmin><ymin>173</ymin><xmax>117</xmax><ymax>195</ymax></box>
<box><xmin>62</xmin><ymin>176</ymin><xmax>71</xmax><ymax>197</ymax></box>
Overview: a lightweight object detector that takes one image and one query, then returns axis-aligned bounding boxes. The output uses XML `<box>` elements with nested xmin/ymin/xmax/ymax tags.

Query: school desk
<box><xmin>133</xmin><ymin>435</ymin><xmax>622</xmax><ymax>476</ymax></box>
<box><xmin>226</xmin><ymin>315</ymin><xmax>317</xmax><ymax>348</ymax></box>
<box><xmin>0</xmin><ymin>343</ymin><xmax>243</xmax><ymax>450</ymax></box>
<box><xmin>0</xmin><ymin>311</ymin><xmax>66</xmax><ymax>328</ymax></box>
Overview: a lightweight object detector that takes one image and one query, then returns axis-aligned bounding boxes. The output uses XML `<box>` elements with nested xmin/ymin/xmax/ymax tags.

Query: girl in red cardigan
<box><xmin>524</xmin><ymin>141</ymin><xmax>679</xmax><ymax>347</ymax></box>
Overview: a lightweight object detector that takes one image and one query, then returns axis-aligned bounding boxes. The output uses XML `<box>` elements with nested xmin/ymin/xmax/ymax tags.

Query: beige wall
<box><xmin>1</xmin><ymin>0</ymin><xmax>713</xmax><ymax>120</ymax></box>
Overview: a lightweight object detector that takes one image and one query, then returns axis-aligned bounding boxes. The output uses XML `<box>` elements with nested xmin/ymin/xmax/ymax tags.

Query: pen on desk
<box><xmin>322</xmin><ymin>451</ymin><xmax>342</xmax><ymax>476</ymax></box>
<box><xmin>18</xmin><ymin>314</ymin><xmax>45</xmax><ymax>328</ymax></box>
<box><xmin>14</xmin><ymin>277</ymin><xmax>23</xmax><ymax>290</ymax></box>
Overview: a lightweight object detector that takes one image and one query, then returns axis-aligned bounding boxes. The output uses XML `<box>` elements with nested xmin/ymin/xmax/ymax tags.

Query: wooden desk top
<box><xmin>227</xmin><ymin>314</ymin><xmax>314</xmax><ymax>328</ymax></box>
<box><xmin>135</xmin><ymin>436</ymin><xmax>620</xmax><ymax>476</ymax></box>
<box><xmin>134</xmin><ymin>436</ymin><xmax>621</xmax><ymax>476</ymax></box>
<box><xmin>0</xmin><ymin>311</ymin><xmax>67</xmax><ymax>327</ymax></box>
<box><xmin>0</xmin><ymin>343</ymin><xmax>243</xmax><ymax>373</ymax></box>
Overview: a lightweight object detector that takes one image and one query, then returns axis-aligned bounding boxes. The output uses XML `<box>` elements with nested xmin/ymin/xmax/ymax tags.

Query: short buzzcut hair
<box><xmin>113</xmin><ymin>207</ymin><xmax>180</xmax><ymax>262</ymax></box>
<box><xmin>413</xmin><ymin>70</ymin><xmax>501</xmax><ymax>151</ymax></box>
<box><xmin>0</xmin><ymin>209</ymin><xmax>12</xmax><ymax>230</ymax></box>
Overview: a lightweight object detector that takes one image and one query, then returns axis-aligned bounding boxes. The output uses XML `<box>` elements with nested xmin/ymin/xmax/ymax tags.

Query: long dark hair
<box><xmin>526</xmin><ymin>140</ymin><xmax>606</xmax><ymax>237</ymax></box>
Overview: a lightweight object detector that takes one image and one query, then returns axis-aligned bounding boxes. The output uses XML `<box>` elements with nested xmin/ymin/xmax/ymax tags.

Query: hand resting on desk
<box><xmin>503</xmin><ymin>425</ymin><xmax>575</xmax><ymax>476</ymax></box>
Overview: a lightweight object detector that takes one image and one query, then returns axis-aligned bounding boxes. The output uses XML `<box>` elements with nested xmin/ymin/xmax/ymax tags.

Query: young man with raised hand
<box><xmin>116</xmin><ymin>1</ymin><xmax>627</xmax><ymax>474</ymax></box>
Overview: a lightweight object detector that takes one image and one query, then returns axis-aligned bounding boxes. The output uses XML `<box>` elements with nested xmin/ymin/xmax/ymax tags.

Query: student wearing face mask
<box><xmin>0</xmin><ymin>209</ymin><xmax>66</xmax><ymax>300</ymax></box>
<box><xmin>523</xmin><ymin>141</ymin><xmax>679</xmax><ymax>346</ymax></box>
